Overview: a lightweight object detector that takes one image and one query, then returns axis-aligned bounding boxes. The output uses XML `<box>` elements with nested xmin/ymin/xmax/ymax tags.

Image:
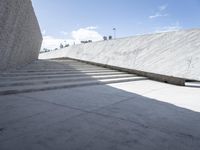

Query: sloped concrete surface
<box><xmin>40</xmin><ymin>29</ymin><xmax>200</xmax><ymax>81</ymax></box>
<box><xmin>0</xmin><ymin>0</ymin><xmax>42</xmax><ymax>71</ymax></box>
<box><xmin>0</xmin><ymin>59</ymin><xmax>200</xmax><ymax>150</ymax></box>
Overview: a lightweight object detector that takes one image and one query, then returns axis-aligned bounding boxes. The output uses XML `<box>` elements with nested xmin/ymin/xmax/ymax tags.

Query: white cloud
<box><xmin>41</xmin><ymin>36</ymin><xmax>74</xmax><ymax>50</ymax></box>
<box><xmin>85</xmin><ymin>26</ymin><xmax>98</xmax><ymax>30</ymax></box>
<box><xmin>41</xmin><ymin>26</ymin><xmax>102</xmax><ymax>50</ymax></box>
<box><xmin>149</xmin><ymin>13</ymin><xmax>168</xmax><ymax>19</ymax></box>
<box><xmin>159</xmin><ymin>4</ymin><xmax>168</xmax><ymax>11</ymax></box>
<box><xmin>155</xmin><ymin>21</ymin><xmax>182</xmax><ymax>33</ymax></box>
<box><xmin>60</xmin><ymin>31</ymin><xmax>68</xmax><ymax>35</ymax></box>
<box><xmin>149</xmin><ymin>4</ymin><xmax>169</xmax><ymax>19</ymax></box>
<box><xmin>72</xmin><ymin>27</ymin><xmax>102</xmax><ymax>42</ymax></box>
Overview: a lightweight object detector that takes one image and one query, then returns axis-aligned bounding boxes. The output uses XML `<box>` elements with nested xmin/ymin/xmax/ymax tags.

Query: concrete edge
<box><xmin>50</xmin><ymin>57</ymin><xmax>186</xmax><ymax>86</ymax></box>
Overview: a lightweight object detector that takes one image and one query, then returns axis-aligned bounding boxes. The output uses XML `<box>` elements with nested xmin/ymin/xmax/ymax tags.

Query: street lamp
<box><xmin>113</xmin><ymin>28</ymin><xmax>116</xmax><ymax>39</ymax></box>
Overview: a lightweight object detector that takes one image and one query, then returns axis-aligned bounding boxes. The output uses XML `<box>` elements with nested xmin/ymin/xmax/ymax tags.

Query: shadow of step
<box><xmin>0</xmin><ymin>74</ymin><xmax>137</xmax><ymax>87</ymax></box>
<box><xmin>0</xmin><ymin>72</ymin><xmax>129</xmax><ymax>81</ymax></box>
<box><xmin>0</xmin><ymin>76</ymin><xmax>147</xmax><ymax>95</ymax></box>
<box><xmin>0</xmin><ymin>70</ymin><xmax>117</xmax><ymax>77</ymax></box>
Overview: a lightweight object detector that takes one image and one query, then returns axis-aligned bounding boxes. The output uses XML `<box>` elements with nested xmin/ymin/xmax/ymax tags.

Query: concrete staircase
<box><xmin>0</xmin><ymin>59</ymin><xmax>146</xmax><ymax>95</ymax></box>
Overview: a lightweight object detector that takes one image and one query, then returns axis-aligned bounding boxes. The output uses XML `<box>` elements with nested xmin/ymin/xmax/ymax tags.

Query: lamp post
<box><xmin>113</xmin><ymin>28</ymin><xmax>116</xmax><ymax>39</ymax></box>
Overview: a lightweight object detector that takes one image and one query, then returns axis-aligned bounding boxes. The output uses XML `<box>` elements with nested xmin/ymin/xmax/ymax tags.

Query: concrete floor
<box><xmin>0</xmin><ymin>59</ymin><xmax>200</xmax><ymax>150</ymax></box>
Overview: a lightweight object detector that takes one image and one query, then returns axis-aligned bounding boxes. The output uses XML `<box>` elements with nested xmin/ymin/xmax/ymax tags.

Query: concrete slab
<box><xmin>95</xmin><ymin>95</ymin><xmax>200</xmax><ymax>137</ymax></box>
<box><xmin>1</xmin><ymin>108</ymin><xmax>200</xmax><ymax>150</ymax></box>
<box><xmin>0</xmin><ymin>58</ymin><xmax>200</xmax><ymax>150</ymax></box>
<box><xmin>0</xmin><ymin>95</ymin><xmax>83</xmax><ymax>142</ymax></box>
<box><xmin>20</xmin><ymin>86</ymin><xmax>134</xmax><ymax>111</ymax></box>
<box><xmin>108</xmin><ymin>80</ymin><xmax>200</xmax><ymax>112</ymax></box>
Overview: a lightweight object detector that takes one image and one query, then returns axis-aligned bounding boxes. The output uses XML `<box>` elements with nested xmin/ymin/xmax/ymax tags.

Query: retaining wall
<box><xmin>39</xmin><ymin>29</ymin><xmax>200</xmax><ymax>83</ymax></box>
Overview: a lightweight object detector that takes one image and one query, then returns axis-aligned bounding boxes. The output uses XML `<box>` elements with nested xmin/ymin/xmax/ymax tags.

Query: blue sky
<box><xmin>32</xmin><ymin>0</ymin><xmax>200</xmax><ymax>49</ymax></box>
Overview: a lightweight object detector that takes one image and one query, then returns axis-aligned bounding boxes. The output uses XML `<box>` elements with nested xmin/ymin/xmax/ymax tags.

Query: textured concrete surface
<box><xmin>40</xmin><ymin>29</ymin><xmax>200</xmax><ymax>81</ymax></box>
<box><xmin>109</xmin><ymin>80</ymin><xmax>200</xmax><ymax>112</ymax></box>
<box><xmin>0</xmin><ymin>0</ymin><xmax>42</xmax><ymax>71</ymax></box>
<box><xmin>0</xmin><ymin>59</ymin><xmax>146</xmax><ymax>95</ymax></box>
<box><xmin>0</xmin><ymin>58</ymin><xmax>200</xmax><ymax>150</ymax></box>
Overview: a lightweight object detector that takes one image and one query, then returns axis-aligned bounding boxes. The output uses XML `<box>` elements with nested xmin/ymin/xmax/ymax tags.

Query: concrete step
<box><xmin>15</xmin><ymin>64</ymin><xmax>108</xmax><ymax>68</ymax></box>
<box><xmin>0</xmin><ymin>72</ymin><xmax>128</xmax><ymax>81</ymax></box>
<box><xmin>15</xmin><ymin>67</ymin><xmax>105</xmax><ymax>72</ymax></box>
<box><xmin>0</xmin><ymin>58</ymin><xmax>146</xmax><ymax>95</ymax></box>
<box><xmin>0</xmin><ymin>74</ymin><xmax>137</xmax><ymax>87</ymax></box>
<box><xmin>0</xmin><ymin>69</ymin><xmax>116</xmax><ymax>77</ymax></box>
<box><xmin>19</xmin><ymin>63</ymin><xmax>104</xmax><ymax>69</ymax></box>
<box><xmin>10</xmin><ymin>68</ymin><xmax>112</xmax><ymax>73</ymax></box>
<box><xmin>0</xmin><ymin>76</ymin><xmax>146</xmax><ymax>95</ymax></box>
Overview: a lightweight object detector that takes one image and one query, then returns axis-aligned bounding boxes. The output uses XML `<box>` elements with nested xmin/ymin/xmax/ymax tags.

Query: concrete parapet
<box><xmin>40</xmin><ymin>29</ymin><xmax>200</xmax><ymax>84</ymax></box>
<box><xmin>0</xmin><ymin>0</ymin><xmax>42</xmax><ymax>71</ymax></box>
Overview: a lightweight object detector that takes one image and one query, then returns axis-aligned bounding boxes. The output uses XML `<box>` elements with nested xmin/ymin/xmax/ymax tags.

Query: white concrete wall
<box><xmin>0</xmin><ymin>0</ymin><xmax>42</xmax><ymax>71</ymax></box>
<box><xmin>40</xmin><ymin>29</ymin><xmax>200</xmax><ymax>81</ymax></box>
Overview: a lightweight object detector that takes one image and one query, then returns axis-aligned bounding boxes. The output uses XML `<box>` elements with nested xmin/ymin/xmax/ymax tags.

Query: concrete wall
<box><xmin>0</xmin><ymin>0</ymin><xmax>42</xmax><ymax>71</ymax></box>
<box><xmin>39</xmin><ymin>29</ymin><xmax>200</xmax><ymax>82</ymax></box>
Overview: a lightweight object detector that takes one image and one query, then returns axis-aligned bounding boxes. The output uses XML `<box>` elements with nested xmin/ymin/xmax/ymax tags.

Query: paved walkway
<box><xmin>0</xmin><ymin>59</ymin><xmax>200</xmax><ymax>150</ymax></box>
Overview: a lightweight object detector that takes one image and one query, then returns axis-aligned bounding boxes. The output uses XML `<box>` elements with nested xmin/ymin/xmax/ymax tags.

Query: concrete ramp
<box><xmin>40</xmin><ymin>29</ymin><xmax>200</xmax><ymax>84</ymax></box>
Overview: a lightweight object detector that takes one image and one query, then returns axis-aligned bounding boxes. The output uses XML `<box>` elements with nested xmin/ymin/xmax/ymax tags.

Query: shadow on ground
<box><xmin>0</xmin><ymin>59</ymin><xmax>200</xmax><ymax>150</ymax></box>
